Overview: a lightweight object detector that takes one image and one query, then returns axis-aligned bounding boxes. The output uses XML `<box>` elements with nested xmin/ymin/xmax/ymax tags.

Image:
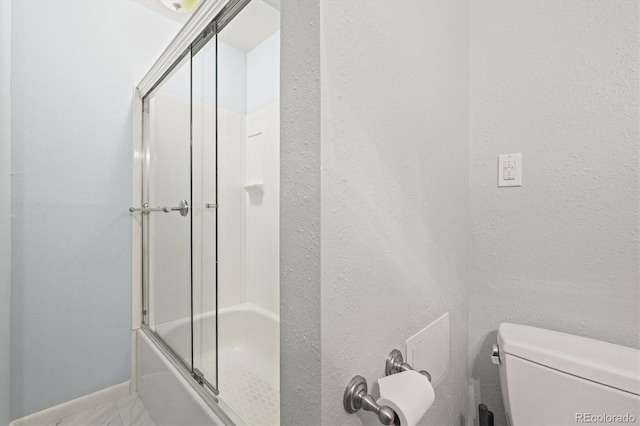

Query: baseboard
<box><xmin>468</xmin><ymin>382</ymin><xmax>477</xmax><ymax>426</ymax></box>
<box><xmin>9</xmin><ymin>381</ymin><xmax>130</xmax><ymax>426</ymax></box>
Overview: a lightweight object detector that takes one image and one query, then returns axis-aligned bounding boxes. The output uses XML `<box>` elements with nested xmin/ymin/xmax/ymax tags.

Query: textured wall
<box><xmin>320</xmin><ymin>2</ymin><xmax>470</xmax><ymax>425</ymax></box>
<box><xmin>10</xmin><ymin>1</ymin><xmax>181</xmax><ymax>418</ymax></box>
<box><xmin>280</xmin><ymin>1</ymin><xmax>322</xmax><ymax>425</ymax></box>
<box><xmin>0</xmin><ymin>1</ymin><xmax>12</xmax><ymax>425</ymax></box>
<box><xmin>469</xmin><ymin>1</ymin><xmax>640</xmax><ymax>425</ymax></box>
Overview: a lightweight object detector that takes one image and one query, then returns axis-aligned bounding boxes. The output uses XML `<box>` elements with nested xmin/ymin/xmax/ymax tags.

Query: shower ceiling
<box><xmin>159</xmin><ymin>0</ymin><xmax>199</xmax><ymax>13</ymax></box>
<box><xmin>134</xmin><ymin>0</ymin><xmax>280</xmax><ymax>31</ymax></box>
<box><xmin>218</xmin><ymin>0</ymin><xmax>280</xmax><ymax>52</ymax></box>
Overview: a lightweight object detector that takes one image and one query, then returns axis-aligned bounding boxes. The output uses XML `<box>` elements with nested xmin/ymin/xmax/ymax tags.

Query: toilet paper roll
<box><xmin>376</xmin><ymin>370</ymin><xmax>435</xmax><ymax>426</ymax></box>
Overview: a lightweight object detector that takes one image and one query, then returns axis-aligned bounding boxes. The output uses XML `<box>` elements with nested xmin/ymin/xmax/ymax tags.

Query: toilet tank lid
<box><xmin>498</xmin><ymin>323</ymin><xmax>640</xmax><ymax>396</ymax></box>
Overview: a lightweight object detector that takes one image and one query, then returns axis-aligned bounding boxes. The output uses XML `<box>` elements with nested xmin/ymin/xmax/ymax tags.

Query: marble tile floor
<box><xmin>46</xmin><ymin>394</ymin><xmax>155</xmax><ymax>426</ymax></box>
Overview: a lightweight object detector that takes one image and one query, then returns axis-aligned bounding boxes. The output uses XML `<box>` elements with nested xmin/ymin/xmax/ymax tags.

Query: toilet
<box><xmin>494</xmin><ymin>323</ymin><xmax>640</xmax><ymax>426</ymax></box>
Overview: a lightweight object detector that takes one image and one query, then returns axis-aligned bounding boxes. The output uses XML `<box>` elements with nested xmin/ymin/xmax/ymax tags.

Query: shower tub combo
<box><xmin>130</xmin><ymin>0</ymin><xmax>281</xmax><ymax>424</ymax></box>
<box><xmin>137</xmin><ymin>304</ymin><xmax>279</xmax><ymax>425</ymax></box>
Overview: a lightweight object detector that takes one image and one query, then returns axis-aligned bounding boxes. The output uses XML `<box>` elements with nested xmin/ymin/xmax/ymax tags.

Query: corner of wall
<box><xmin>280</xmin><ymin>1</ymin><xmax>322</xmax><ymax>425</ymax></box>
<box><xmin>0</xmin><ymin>0</ymin><xmax>12</xmax><ymax>424</ymax></box>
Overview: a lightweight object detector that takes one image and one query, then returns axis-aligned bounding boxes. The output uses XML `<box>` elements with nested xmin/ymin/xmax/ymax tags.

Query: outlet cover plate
<box><xmin>498</xmin><ymin>153</ymin><xmax>522</xmax><ymax>187</ymax></box>
<box><xmin>406</xmin><ymin>312</ymin><xmax>449</xmax><ymax>389</ymax></box>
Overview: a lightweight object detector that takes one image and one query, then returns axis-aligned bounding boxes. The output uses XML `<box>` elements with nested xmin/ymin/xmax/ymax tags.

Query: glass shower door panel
<box><xmin>192</xmin><ymin>35</ymin><xmax>218</xmax><ymax>390</ymax></box>
<box><xmin>144</xmin><ymin>55</ymin><xmax>193</xmax><ymax>368</ymax></box>
<box><xmin>215</xmin><ymin>2</ymin><xmax>281</xmax><ymax>422</ymax></box>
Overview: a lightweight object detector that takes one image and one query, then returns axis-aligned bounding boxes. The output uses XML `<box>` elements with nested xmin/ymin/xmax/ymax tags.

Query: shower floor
<box><xmin>201</xmin><ymin>303</ymin><xmax>280</xmax><ymax>426</ymax></box>
<box><xmin>160</xmin><ymin>303</ymin><xmax>280</xmax><ymax>425</ymax></box>
<box><xmin>221</xmin><ymin>364</ymin><xmax>279</xmax><ymax>426</ymax></box>
<box><xmin>215</xmin><ymin>348</ymin><xmax>280</xmax><ymax>426</ymax></box>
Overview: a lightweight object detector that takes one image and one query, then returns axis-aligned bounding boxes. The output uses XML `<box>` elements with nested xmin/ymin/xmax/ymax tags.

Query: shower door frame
<box><xmin>131</xmin><ymin>0</ymin><xmax>250</xmax><ymax>423</ymax></box>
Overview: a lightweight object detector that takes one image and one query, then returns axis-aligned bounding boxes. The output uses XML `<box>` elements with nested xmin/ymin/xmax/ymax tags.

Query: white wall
<box><xmin>215</xmin><ymin>39</ymin><xmax>252</xmax><ymax>313</ymax></box>
<box><xmin>217</xmin><ymin>107</ymin><xmax>246</xmax><ymax>310</ymax></box>
<box><xmin>468</xmin><ymin>1</ymin><xmax>640</xmax><ymax>424</ymax></box>
<box><xmin>245</xmin><ymin>104</ymin><xmax>280</xmax><ymax>314</ymax></box>
<box><xmin>160</xmin><ymin>40</ymin><xmax>247</xmax><ymax>114</ymax></box>
<box><xmin>216</xmin><ymin>30</ymin><xmax>282</xmax><ymax>313</ymax></box>
<box><xmin>220</xmin><ymin>42</ymin><xmax>248</xmax><ymax>114</ymax></box>
<box><xmin>247</xmin><ymin>32</ymin><xmax>280</xmax><ymax>114</ymax></box>
<box><xmin>147</xmin><ymin>92</ymin><xmax>192</xmax><ymax>330</ymax></box>
<box><xmin>244</xmin><ymin>32</ymin><xmax>280</xmax><ymax>314</ymax></box>
<box><xmin>154</xmin><ymin>39</ymin><xmax>247</xmax><ymax>313</ymax></box>
<box><xmin>149</xmin><ymin>28</ymin><xmax>281</xmax><ymax>320</ymax></box>
<box><xmin>141</xmin><ymin>27</ymin><xmax>281</xmax><ymax>318</ymax></box>
<box><xmin>9</xmin><ymin>0</ymin><xmax>181</xmax><ymax>418</ymax></box>
<box><xmin>320</xmin><ymin>1</ymin><xmax>470</xmax><ymax>425</ymax></box>
<box><xmin>0</xmin><ymin>1</ymin><xmax>12</xmax><ymax>425</ymax></box>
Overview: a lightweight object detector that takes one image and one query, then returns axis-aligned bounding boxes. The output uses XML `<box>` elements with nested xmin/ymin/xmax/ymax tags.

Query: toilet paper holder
<box><xmin>343</xmin><ymin>349</ymin><xmax>432</xmax><ymax>425</ymax></box>
<box><xmin>385</xmin><ymin>349</ymin><xmax>432</xmax><ymax>382</ymax></box>
<box><xmin>344</xmin><ymin>375</ymin><xmax>396</xmax><ymax>425</ymax></box>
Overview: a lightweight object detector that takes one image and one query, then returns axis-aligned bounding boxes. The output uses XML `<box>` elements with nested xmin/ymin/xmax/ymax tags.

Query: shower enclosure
<box><xmin>130</xmin><ymin>1</ymin><xmax>280</xmax><ymax>424</ymax></box>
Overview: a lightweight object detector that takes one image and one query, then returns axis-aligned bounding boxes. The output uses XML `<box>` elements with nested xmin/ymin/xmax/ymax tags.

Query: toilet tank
<box><xmin>496</xmin><ymin>323</ymin><xmax>640</xmax><ymax>426</ymax></box>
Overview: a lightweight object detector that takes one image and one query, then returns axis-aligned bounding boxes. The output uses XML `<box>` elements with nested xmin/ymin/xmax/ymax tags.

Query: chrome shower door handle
<box><xmin>129</xmin><ymin>200</ymin><xmax>189</xmax><ymax>217</ymax></box>
<box><xmin>169</xmin><ymin>200</ymin><xmax>189</xmax><ymax>216</ymax></box>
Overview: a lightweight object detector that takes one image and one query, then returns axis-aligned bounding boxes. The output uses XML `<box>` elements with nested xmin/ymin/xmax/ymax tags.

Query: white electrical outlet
<box><xmin>503</xmin><ymin>159</ymin><xmax>516</xmax><ymax>180</ymax></box>
<box><xmin>498</xmin><ymin>153</ymin><xmax>522</xmax><ymax>187</ymax></box>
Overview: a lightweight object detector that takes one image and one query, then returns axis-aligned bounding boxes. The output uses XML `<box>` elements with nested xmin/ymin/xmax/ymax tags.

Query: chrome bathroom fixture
<box><xmin>344</xmin><ymin>349</ymin><xmax>434</xmax><ymax>424</ymax></box>
<box><xmin>491</xmin><ymin>344</ymin><xmax>500</xmax><ymax>365</ymax></box>
<box><xmin>385</xmin><ymin>349</ymin><xmax>432</xmax><ymax>382</ymax></box>
<box><xmin>343</xmin><ymin>375</ymin><xmax>396</xmax><ymax>425</ymax></box>
<box><xmin>129</xmin><ymin>200</ymin><xmax>189</xmax><ymax>216</ymax></box>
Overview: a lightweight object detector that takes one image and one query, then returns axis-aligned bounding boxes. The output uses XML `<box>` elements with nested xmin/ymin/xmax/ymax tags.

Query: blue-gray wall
<box><xmin>9</xmin><ymin>1</ymin><xmax>180</xmax><ymax>419</ymax></box>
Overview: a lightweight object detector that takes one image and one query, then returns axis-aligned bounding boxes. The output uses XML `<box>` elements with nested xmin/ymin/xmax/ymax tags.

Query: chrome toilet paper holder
<box><xmin>343</xmin><ymin>349</ymin><xmax>432</xmax><ymax>425</ymax></box>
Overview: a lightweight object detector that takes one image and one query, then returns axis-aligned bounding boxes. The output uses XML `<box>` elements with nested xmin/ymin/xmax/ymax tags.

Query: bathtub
<box><xmin>137</xmin><ymin>303</ymin><xmax>280</xmax><ymax>425</ymax></box>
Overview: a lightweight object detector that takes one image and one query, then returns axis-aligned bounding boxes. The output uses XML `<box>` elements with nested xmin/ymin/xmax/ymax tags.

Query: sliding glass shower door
<box><xmin>142</xmin><ymin>54</ymin><xmax>194</xmax><ymax>369</ymax></box>
<box><xmin>136</xmin><ymin>2</ymin><xmax>281</xmax><ymax>421</ymax></box>
<box><xmin>192</xmin><ymin>32</ymin><xmax>219</xmax><ymax>391</ymax></box>
<box><xmin>141</xmin><ymin>39</ymin><xmax>219</xmax><ymax>393</ymax></box>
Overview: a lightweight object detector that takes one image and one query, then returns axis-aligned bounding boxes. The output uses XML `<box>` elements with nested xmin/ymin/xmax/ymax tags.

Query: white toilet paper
<box><xmin>376</xmin><ymin>370</ymin><xmax>435</xmax><ymax>426</ymax></box>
